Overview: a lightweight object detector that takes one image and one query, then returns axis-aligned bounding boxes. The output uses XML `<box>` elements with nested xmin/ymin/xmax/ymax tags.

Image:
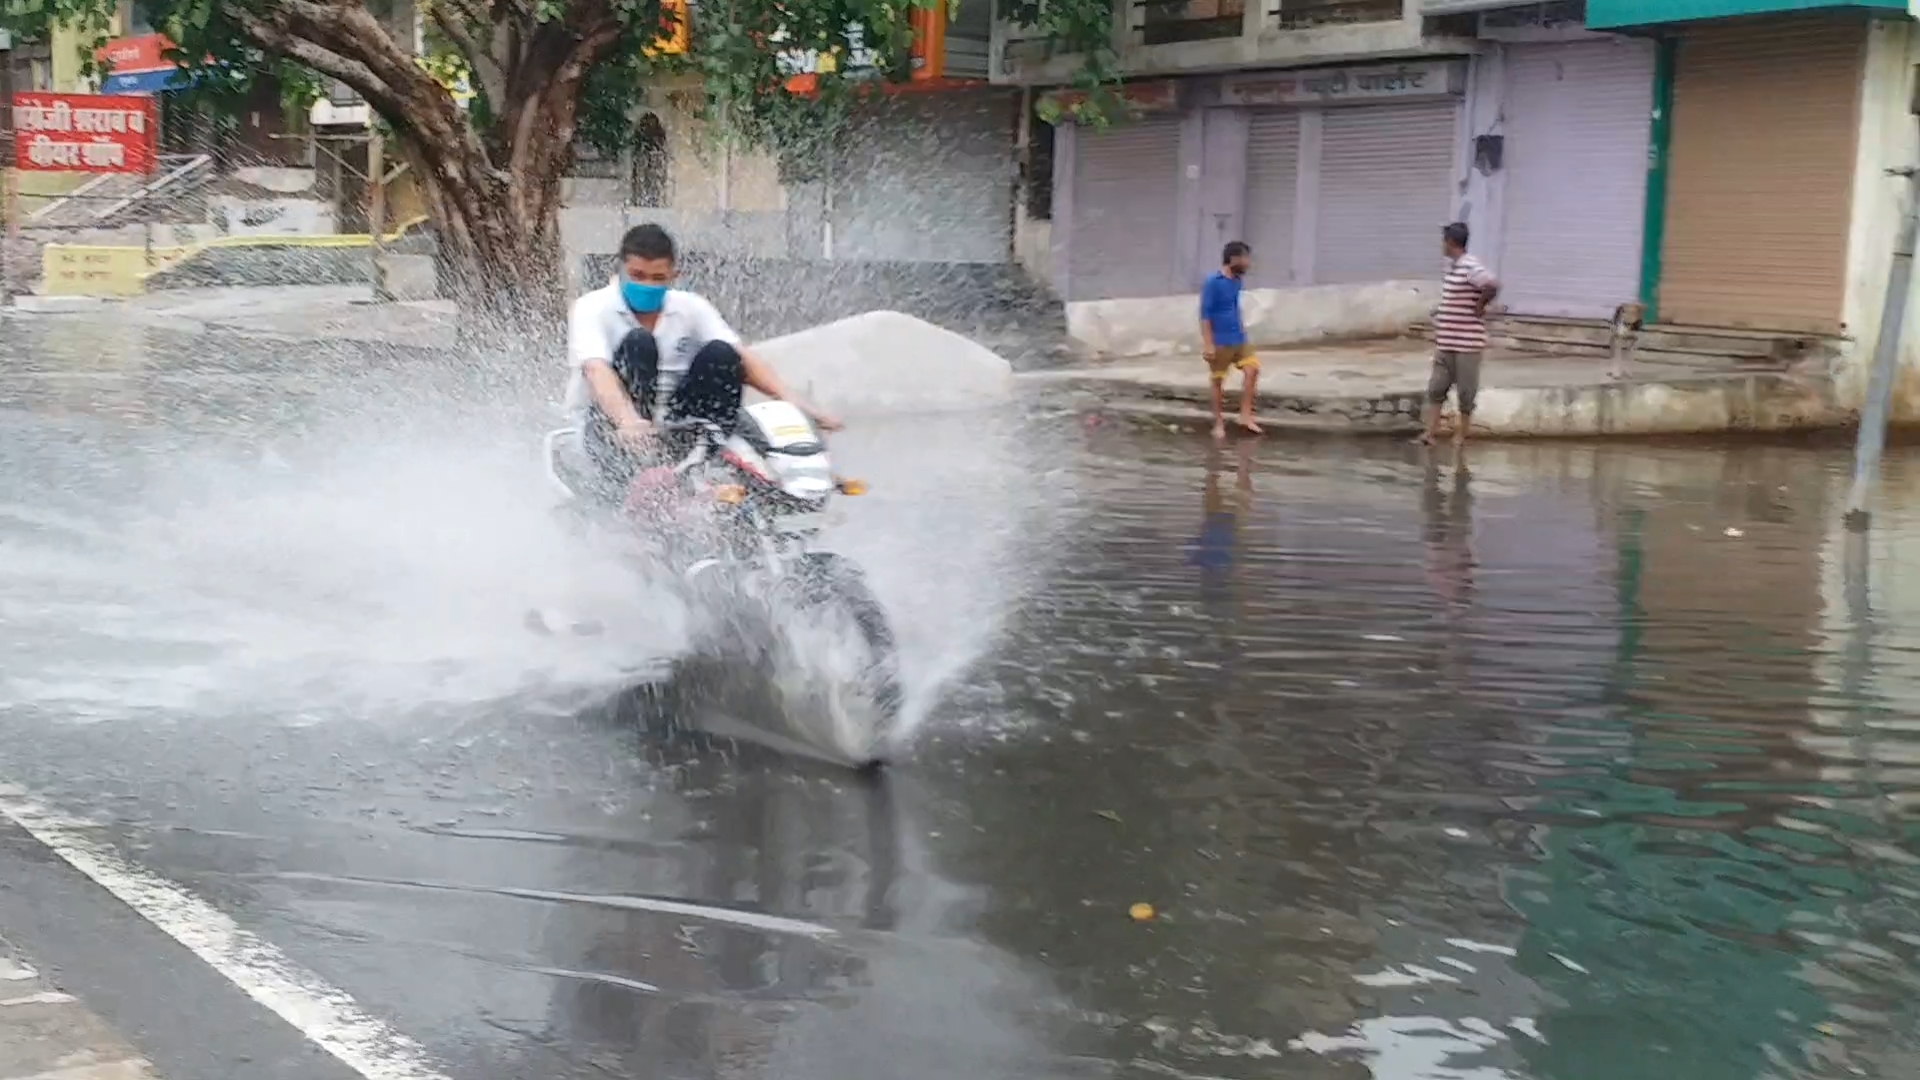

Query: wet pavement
<box><xmin>4</xmin><ymin>315</ymin><xmax>1920</xmax><ymax>1079</ymax></box>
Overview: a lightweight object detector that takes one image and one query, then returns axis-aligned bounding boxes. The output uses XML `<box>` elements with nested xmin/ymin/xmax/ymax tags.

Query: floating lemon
<box><xmin>1130</xmin><ymin>903</ymin><xmax>1155</xmax><ymax>922</ymax></box>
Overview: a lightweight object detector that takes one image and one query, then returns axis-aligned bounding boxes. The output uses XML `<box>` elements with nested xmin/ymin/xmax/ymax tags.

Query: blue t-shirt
<box><xmin>1199</xmin><ymin>271</ymin><xmax>1246</xmax><ymax>347</ymax></box>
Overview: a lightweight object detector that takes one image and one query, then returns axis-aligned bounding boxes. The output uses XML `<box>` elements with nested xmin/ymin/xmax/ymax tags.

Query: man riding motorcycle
<box><xmin>566</xmin><ymin>222</ymin><xmax>841</xmax><ymax>506</ymax></box>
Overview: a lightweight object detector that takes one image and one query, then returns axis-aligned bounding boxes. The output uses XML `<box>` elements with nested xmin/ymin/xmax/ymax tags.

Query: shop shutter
<box><xmin>1068</xmin><ymin>117</ymin><xmax>1183</xmax><ymax>300</ymax></box>
<box><xmin>1313</xmin><ymin>100</ymin><xmax>1458</xmax><ymax>285</ymax></box>
<box><xmin>832</xmin><ymin>89</ymin><xmax>1016</xmax><ymax>264</ymax></box>
<box><xmin>1658</xmin><ymin>16</ymin><xmax>1864</xmax><ymax>333</ymax></box>
<box><xmin>1499</xmin><ymin>38</ymin><xmax>1656</xmax><ymax>319</ymax></box>
<box><xmin>1242</xmin><ymin>110</ymin><xmax>1300</xmax><ymax>289</ymax></box>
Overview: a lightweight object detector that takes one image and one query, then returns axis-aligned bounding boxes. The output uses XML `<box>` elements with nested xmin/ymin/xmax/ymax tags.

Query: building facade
<box><xmin>1011</xmin><ymin>0</ymin><xmax>1920</xmax><ymax>367</ymax></box>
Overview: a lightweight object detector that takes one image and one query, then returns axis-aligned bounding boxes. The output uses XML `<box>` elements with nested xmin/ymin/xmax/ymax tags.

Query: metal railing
<box><xmin>26</xmin><ymin>153</ymin><xmax>214</xmax><ymax>226</ymax></box>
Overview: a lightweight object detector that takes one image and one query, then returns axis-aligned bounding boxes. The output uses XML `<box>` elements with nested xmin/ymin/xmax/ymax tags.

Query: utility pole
<box><xmin>366</xmin><ymin>123</ymin><xmax>390</xmax><ymax>302</ymax></box>
<box><xmin>1843</xmin><ymin>76</ymin><xmax>1920</xmax><ymax>531</ymax></box>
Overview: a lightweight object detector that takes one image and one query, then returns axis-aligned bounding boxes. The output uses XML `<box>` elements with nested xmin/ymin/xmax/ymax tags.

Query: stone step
<box><xmin>1491</xmin><ymin>314</ymin><xmax>1834</xmax><ymax>362</ymax></box>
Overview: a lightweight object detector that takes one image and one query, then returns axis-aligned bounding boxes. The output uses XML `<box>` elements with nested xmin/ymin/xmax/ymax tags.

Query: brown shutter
<box><xmin>1658</xmin><ymin>15</ymin><xmax>1865</xmax><ymax>334</ymax></box>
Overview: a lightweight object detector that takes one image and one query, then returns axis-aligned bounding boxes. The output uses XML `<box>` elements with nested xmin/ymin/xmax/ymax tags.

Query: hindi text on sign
<box><xmin>8</xmin><ymin>92</ymin><xmax>157</xmax><ymax>173</ymax></box>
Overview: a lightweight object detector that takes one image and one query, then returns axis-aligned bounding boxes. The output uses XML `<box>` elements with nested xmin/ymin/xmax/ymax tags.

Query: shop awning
<box><xmin>1586</xmin><ymin>0</ymin><xmax>1909</xmax><ymax>29</ymax></box>
<box><xmin>100</xmin><ymin>66</ymin><xmax>197</xmax><ymax>94</ymax></box>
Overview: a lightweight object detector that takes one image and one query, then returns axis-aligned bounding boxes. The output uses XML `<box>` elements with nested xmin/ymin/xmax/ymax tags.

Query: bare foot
<box><xmin>1211</xmin><ymin>422</ymin><xmax>1227</xmax><ymax>443</ymax></box>
<box><xmin>1238</xmin><ymin>416</ymin><xmax>1265</xmax><ymax>436</ymax></box>
<box><xmin>1411</xmin><ymin>432</ymin><xmax>1434</xmax><ymax>446</ymax></box>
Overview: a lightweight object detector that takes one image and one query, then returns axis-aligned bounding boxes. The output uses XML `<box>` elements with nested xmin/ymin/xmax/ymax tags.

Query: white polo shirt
<box><xmin>564</xmin><ymin>279</ymin><xmax>742</xmax><ymax>418</ymax></box>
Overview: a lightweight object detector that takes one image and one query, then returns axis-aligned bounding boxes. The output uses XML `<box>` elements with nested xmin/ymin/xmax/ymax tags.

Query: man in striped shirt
<box><xmin>1420</xmin><ymin>221</ymin><xmax>1499</xmax><ymax>447</ymax></box>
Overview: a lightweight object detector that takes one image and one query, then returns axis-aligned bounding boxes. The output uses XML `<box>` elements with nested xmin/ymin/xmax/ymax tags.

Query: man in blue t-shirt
<box><xmin>1199</xmin><ymin>241</ymin><xmax>1263</xmax><ymax>442</ymax></box>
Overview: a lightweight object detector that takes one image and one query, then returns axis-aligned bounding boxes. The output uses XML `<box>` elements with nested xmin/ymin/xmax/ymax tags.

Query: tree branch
<box><xmin>424</xmin><ymin>0</ymin><xmax>507</xmax><ymax>110</ymax></box>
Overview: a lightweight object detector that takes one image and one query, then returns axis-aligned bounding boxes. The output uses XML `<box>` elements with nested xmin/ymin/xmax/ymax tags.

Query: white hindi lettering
<box><xmin>81</xmin><ymin>140</ymin><xmax>128</xmax><ymax>168</ymax></box>
<box><xmin>25</xmin><ymin>135</ymin><xmax>84</xmax><ymax>168</ymax></box>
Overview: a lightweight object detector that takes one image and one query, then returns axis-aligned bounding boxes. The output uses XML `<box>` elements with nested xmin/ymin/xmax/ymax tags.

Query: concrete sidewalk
<box><xmin>7</xmin><ymin>286</ymin><xmax>459</xmax><ymax>354</ymax></box>
<box><xmin>1021</xmin><ymin>338</ymin><xmax>1845</xmax><ymax>437</ymax></box>
<box><xmin>0</xmin><ymin>938</ymin><xmax>157</xmax><ymax>1080</ymax></box>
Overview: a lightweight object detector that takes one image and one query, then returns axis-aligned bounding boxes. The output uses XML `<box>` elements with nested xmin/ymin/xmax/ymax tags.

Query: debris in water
<box><xmin>1724</xmin><ymin>527</ymin><xmax>1745</xmax><ymax>537</ymax></box>
<box><xmin>1130</xmin><ymin>903</ymin><xmax>1156</xmax><ymax>922</ymax></box>
<box><xmin>1095</xmin><ymin>810</ymin><xmax>1122</xmax><ymax>824</ymax></box>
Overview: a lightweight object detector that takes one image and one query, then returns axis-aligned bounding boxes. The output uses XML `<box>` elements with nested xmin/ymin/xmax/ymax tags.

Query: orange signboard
<box><xmin>780</xmin><ymin>11</ymin><xmax>960</xmax><ymax>95</ymax></box>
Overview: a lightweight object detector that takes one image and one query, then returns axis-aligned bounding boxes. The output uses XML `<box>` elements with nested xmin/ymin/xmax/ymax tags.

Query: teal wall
<box><xmin>1588</xmin><ymin>0</ymin><xmax>1907</xmax><ymax>29</ymax></box>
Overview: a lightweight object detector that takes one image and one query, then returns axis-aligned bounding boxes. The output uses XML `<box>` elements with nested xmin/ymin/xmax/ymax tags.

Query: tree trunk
<box><xmin>232</xmin><ymin>3</ymin><xmax>619</xmax><ymax>332</ymax></box>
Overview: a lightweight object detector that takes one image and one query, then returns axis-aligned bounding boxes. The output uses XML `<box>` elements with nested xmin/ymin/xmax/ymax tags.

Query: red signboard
<box><xmin>95</xmin><ymin>32</ymin><xmax>174</xmax><ymax>72</ymax></box>
<box><xmin>11</xmin><ymin>92</ymin><xmax>159</xmax><ymax>173</ymax></box>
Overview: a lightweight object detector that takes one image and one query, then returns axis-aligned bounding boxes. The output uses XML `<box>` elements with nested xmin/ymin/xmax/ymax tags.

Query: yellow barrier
<box><xmin>38</xmin><ymin>215</ymin><xmax>431</xmax><ymax>298</ymax></box>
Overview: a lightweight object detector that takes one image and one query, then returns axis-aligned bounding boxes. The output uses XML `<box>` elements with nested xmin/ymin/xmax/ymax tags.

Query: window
<box><xmin>629</xmin><ymin>113</ymin><xmax>669</xmax><ymax>207</ymax></box>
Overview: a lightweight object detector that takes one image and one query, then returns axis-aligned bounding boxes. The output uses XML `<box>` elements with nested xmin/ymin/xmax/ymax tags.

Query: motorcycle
<box><xmin>540</xmin><ymin>400</ymin><xmax>901</xmax><ymax>770</ymax></box>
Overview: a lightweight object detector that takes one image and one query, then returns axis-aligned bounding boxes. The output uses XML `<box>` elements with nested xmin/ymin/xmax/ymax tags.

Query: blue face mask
<box><xmin>621</xmin><ymin>280</ymin><xmax>668</xmax><ymax>314</ymax></box>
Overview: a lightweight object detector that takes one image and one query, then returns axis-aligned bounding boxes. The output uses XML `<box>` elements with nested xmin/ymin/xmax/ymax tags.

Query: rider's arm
<box><xmin>568</xmin><ymin>297</ymin><xmax>646</xmax><ymax>431</ymax></box>
<box><xmin>585</xmin><ymin>363</ymin><xmax>645</xmax><ymax>430</ymax></box>
<box><xmin>691</xmin><ymin>295</ymin><xmax>840</xmax><ymax>429</ymax></box>
<box><xmin>740</xmin><ymin>348</ymin><xmax>836</xmax><ymax>428</ymax></box>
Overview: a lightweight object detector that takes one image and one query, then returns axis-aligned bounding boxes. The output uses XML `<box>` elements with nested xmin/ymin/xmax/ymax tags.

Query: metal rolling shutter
<box><xmin>1658</xmin><ymin>17</ymin><xmax>1864</xmax><ymax>333</ymax></box>
<box><xmin>1313</xmin><ymin>100</ymin><xmax>1458</xmax><ymax>285</ymax></box>
<box><xmin>1499</xmin><ymin>38</ymin><xmax>1656</xmax><ymax>319</ymax></box>
<box><xmin>1242</xmin><ymin>110</ymin><xmax>1300</xmax><ymax>289</ymax></box>
<box><xmin>1068</xmin><ymin>117</ymin><xmax>1183</xmax><ymax>300</ymax></box>
<box><xmin>832</xmin><ymin>89</ymin><xmax>1016</xmax><ymax>263</ymax></box>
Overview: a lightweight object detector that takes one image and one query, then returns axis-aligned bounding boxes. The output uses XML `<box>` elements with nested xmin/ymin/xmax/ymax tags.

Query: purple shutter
<box><xmin>1242</xmin><ymin>110</ymin><xmax>1300</xmax><ymax>289</ymax></box>
<box><xmin>1313</xmin><ymin>101</ymin><xmax>1458</xmax><ymax>285</ymax></box>
<box><xmin>1067</xmin><ymin>117</ymin><xmax>1183</xmax><ymax>300</ymax></box>
<box><xmin>1497</xmin><ymin>38</ymin><xmax>1656</xmax><ymax>319</ymax></box>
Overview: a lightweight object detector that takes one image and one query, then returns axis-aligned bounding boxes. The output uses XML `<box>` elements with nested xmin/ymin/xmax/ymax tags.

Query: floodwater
<box><xmin>4</xmin><ymin>314</ymin><xmax>1920</xmax><ymax>1079</ymax></box>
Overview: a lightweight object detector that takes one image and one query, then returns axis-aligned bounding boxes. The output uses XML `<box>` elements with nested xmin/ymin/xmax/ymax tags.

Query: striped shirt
<box><xmin>1433</xmin><ymin>254</ymin><xmax>1497</xmax><ymax>352</ymax></box>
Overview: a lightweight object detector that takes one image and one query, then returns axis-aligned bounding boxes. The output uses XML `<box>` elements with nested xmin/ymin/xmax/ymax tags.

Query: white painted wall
<box><xmin>1841</xmin><ymin>16</ymin><xmax>1920</xmax><ymax>420</ymax></box>
<box><xmin>1016</xmin><ymin>218</ymin><xmax>1054</xmax><ymax>290</ymax></box>
<box><xmin>1065</xmin><ymin>279</ymin><xmax>1437</xmax><ymax>359</ymax></box>
<box><xmin>209</xmin><ymin>197</ymin><xmax>337</xmax><ymax>237</ymax></box>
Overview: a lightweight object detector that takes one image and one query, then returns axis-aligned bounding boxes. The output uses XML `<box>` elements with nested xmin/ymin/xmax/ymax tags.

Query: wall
<box><xmin>208</xmin><ymin>195</ymin><xmax>336</xmax><ymax>237</ymax></box>
<box><xmin>1016</xmin><ymin>217</ymin><xmax>1054</xmax><ymax>290</ymax></box>
<box><xmin>1066</xmin><ymin>278</ymin><xmax>1437</xmax><ymax>358</ymax></box>
<box><xmin>48</xmin><ymin>23</ymin><xmax>91</xmax><ymax>92</ymax></box>
<box><xmin>998</xmin><ymin>9</ymin><xmax>1467</xmax><ymax>84</ymax></box>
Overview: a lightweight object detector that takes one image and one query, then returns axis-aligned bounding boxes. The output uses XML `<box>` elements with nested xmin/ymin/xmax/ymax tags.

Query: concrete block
<box><xmin>1067</xmin><ymin>279</ymin><xmax>1436</xmax><ymax>359</ymax></box>
<box><xmin>751</xmin><ymin>310</ymin><xmax>1015</xmax><ymax>416</ymax></box>
<box><xmin>382</xmin><ymin>254</ymin><xmax>439</xmax><ymax>301</ymax></box>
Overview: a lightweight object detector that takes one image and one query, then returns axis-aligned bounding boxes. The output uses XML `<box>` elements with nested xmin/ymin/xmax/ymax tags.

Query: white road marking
<box><xmin>0</xmin><ymin>790</ymin><xmax>454</xmax><ymax>1080</ymax></box>
<box><xmin>2</xmin><ymin>990</ymin><xmax>78</xmax><ymax>1005</ymax></box>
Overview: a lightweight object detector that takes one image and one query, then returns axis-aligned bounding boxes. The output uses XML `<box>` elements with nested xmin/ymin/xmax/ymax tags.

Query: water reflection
<box><xmin>934</xmin><ymin>437</ymin><xmax>1920</xmax><ymax>1080</ymax></box>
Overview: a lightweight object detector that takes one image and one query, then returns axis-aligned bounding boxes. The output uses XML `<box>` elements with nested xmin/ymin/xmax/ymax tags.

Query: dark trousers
<box><xmin>584</xmin><ymin>329</ymin><xmax>745</xmax><ymax>504</ymax></box>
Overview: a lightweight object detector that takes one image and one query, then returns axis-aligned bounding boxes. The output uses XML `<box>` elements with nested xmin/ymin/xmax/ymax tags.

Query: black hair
<box><xmin>619</xmin><ymin>223</ymin><xmax>676</xmax><ymax>263</ymax></box>
<box><xmin>1442</xmin><ymin>222</ymin><xmax>1471</xmax><ymax>250</ymax></box>
<box><xmin>1223</xmin><ymin>240</ymin><xmax>1251</xmax><ymax>263</ymax></box>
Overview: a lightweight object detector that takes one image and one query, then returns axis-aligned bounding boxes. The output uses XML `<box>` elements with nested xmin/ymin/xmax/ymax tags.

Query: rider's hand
<box><xmin>812</xmin><ymin>412</ymin><xmax>843</xmax><ymax>434</ymax></box>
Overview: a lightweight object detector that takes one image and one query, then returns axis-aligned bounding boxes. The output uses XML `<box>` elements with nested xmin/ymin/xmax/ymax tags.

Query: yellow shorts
<box><xmin>1208</xmin><ymin>343</ymin><xmax>1259</xmax><ymax>381</ymax></box>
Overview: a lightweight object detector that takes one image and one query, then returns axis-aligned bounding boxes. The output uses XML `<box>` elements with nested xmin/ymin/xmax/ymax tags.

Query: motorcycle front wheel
<box><xmin>772</xmin><ymin>552</ymin><xmax>903</xmax><ymax>769</ymax></box>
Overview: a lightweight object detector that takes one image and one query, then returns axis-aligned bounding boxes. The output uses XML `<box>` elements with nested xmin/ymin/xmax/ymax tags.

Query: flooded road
<box><xmin>4</xmin><ymin>315</ymin><xmax>1920</xmax><ymax>1079</ymax></box>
